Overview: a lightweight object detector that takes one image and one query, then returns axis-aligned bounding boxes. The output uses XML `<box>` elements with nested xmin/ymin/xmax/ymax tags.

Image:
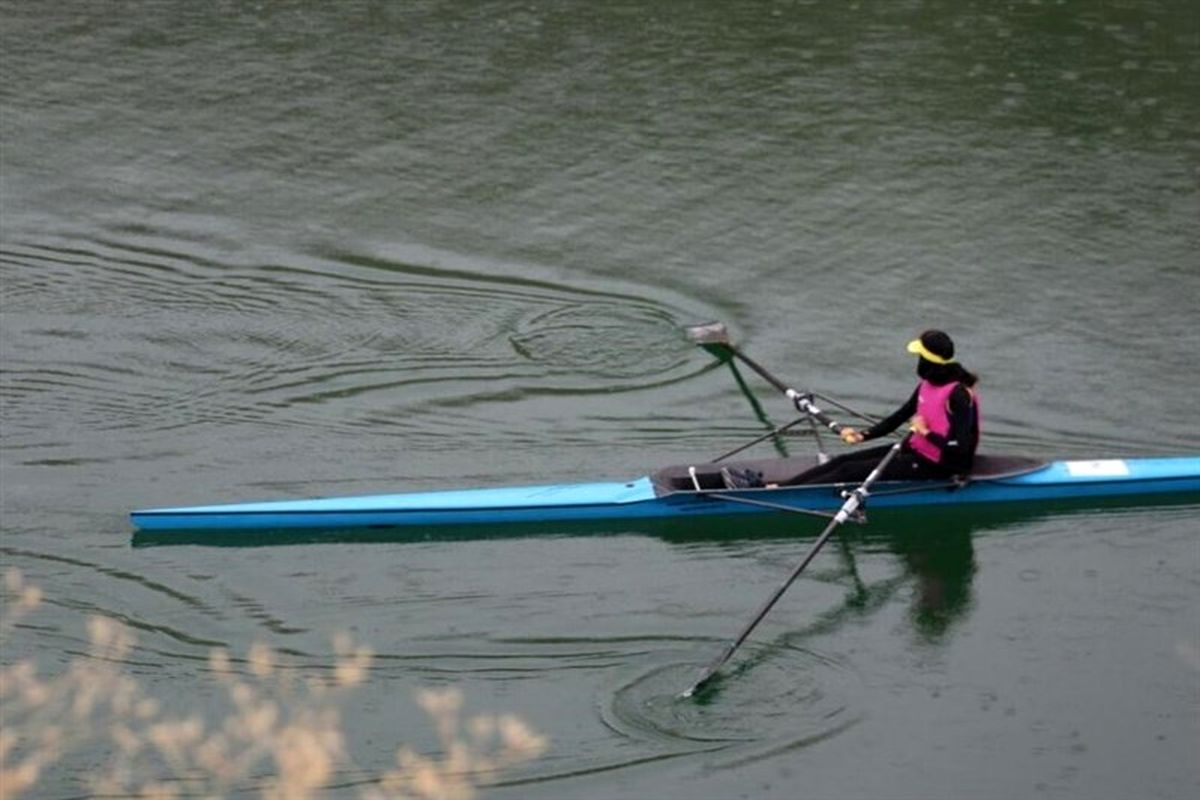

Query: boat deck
<box><xmin>651</xmin><ymin>453</ymin><xmax>1048</xmax><ymax>493</ymax></box>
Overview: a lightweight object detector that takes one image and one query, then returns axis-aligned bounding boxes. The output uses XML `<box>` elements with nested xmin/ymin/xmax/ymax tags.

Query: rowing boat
<box><xmin>130</xmin><ymin>321</ymin><xmax>1200</xmax><ymax>536</ymax></box>
<box><xmin>129</xmin><ymin>453</ymin><xmax>1200</xmax><ymax>533</ymax></box>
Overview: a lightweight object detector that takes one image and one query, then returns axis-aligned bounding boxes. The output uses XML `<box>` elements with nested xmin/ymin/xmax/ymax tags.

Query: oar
<box><xmin>679</xmin><ymin>438</ymin><xmax>905</xmax><ymax>699</ymax></box>
<box><xmin>686</xmin><ymin>322</ymin><xmax>848</xmax><ymax>441</ymax></box>
<box><xmin>724</xmin><ymin>358</ymin><xmax>792</xmax><ymax>458</ymax></box>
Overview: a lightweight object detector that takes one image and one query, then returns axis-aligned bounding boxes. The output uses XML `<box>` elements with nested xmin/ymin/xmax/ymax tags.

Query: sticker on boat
<box><xmin>1065</xmin><ymin>459</ymin><xmax>1130</xmax><ymax>477</ymax></box>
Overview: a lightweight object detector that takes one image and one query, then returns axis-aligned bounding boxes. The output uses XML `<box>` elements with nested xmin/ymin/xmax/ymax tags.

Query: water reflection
<box><xmin>131</xmin><ymin>495</ymin><xmax>1197</xmax><ymax>648</ymax></box>
<box><xmin>885</xmin><ymin>517</ymin><xmax>977</xmax><ymax>640</ymax></box>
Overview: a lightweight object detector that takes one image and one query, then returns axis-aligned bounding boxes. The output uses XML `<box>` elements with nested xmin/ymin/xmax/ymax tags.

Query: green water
<box><xmin>2</xmin><ymin>2</ymin><xmax>1198</xmax><ymax>798</ymax></box>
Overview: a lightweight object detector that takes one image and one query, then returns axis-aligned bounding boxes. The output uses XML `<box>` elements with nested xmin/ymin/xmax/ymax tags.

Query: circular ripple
<box><xmin>508</xmin><ymin>302</ymin><xmax>689</xmax><ymax>379</ymax></box>
<box><xmin>604</xmin><ymin>644</ymin><xmax>863</xmax><ymax>762</ymax></box>
<box><xmin>1</xmin><ymin>234</ymin><xmax>711</xmax><ymax>451</ymax></box>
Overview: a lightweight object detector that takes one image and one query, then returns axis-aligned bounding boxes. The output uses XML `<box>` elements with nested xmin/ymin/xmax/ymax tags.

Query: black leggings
<box><xmin>786</xmin><ymin>443</ymin><xmax>954</xmax><ymax>485</ymax></box>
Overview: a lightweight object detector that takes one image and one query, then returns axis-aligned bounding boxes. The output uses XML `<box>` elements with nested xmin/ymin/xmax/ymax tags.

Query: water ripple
<box><xmin>601</xmin><ymin>644</ymin><xmax>863</xmax><ymax>766</ymax></box>
<box><xmin>0</xmin><ymin>230</ymin><xmax>716</xmax><ymax>456</ymax></box>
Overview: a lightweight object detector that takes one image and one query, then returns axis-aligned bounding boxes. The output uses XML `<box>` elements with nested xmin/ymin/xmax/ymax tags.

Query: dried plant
<box><xmin>0</xmin><ymin>569</ymin><xmax>547</xmax><ymax>799</ymax></box>
<box><xmin>365</xmin><ymin>688</ymin><xmax>548</xmax><ymax>800</ymax></box>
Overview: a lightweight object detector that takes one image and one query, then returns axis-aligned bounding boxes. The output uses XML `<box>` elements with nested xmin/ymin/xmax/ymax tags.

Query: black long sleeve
<box><xmin>862</xmin><ymin>389</ymin><xmax>918</xmax><ymax>441</ymax></box>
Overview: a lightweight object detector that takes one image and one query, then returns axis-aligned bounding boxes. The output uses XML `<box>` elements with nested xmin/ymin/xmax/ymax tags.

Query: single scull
<box><xmin>129</xmin><ymin>322</ymin><xmax>1200</xmax><ymax>535</ymax></box>
<box><xmin>130</xmin><ymin>453</ymin><xmax>1200</xmax><ymax>534</ymax></box>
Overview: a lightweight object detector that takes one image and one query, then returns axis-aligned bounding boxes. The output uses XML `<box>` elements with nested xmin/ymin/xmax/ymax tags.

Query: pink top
<box><xmin>909</xmin><ymin>379</ymin><xmax>979</xmax><ymax>464</ymax></box>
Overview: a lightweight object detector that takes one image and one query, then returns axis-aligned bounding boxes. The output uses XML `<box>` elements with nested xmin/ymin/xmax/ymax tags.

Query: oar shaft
<box><xmin>681</xmin><ymin>440</ymin><xmax>904</xmax><ymax>697</ymax></box>
<box><xmin>720</xmin><ymin>343</ymin><xmax>846</xmax><ymax>434</ymax></box>
<box><xmin>724</xmin><ymin>343</ymin><xmax>790</xmax><ymax>395</ymax></box>
<box><xmin>786</xmin><ymin>389</ymin><xmax>844</xmax><ymax>435</ymax></box>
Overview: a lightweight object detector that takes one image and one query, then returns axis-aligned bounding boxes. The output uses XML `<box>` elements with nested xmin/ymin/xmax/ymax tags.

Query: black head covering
<box><xmin>912</xmin><ymin>330</ymin><xmax>977</xmax><ymax>387</ymax></box>
<box><xmin>917</xmin><ymin>330</ymin><xmax>954</xmax><ymax>361</ymax></box>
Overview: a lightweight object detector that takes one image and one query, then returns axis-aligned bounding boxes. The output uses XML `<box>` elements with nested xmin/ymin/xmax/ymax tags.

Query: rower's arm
<box><xmin>862</xmin><ymin>390</ymin><xmax>918</xmax><ymax>441</ymax></box>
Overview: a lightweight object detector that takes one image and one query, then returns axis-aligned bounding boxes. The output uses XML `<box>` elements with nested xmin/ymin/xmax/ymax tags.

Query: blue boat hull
<box><xmin>130</xmin><ymin>456</ymin><xmax>1200</xmax><ymax>533</ymax></box>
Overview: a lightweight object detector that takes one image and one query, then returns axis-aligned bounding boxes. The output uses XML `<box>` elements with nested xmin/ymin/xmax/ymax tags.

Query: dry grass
<box><xmin>0</xmin><ymin>569</ymin><xmax>547</xmax><ymax>799</ymax></box>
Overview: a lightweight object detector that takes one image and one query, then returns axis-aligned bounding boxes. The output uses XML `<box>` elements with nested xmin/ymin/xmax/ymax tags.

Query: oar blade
<box><xmin>685</xmin><ymin>322</ymin><xmax>736</xmax><ymax>362</ymax></box>
<box><xmin>684</xmin><ymin>321</ymin><xmax>731</xmax><ymax>346</ymax></box>
<box><xmin>680</xmin><ymin>667</ymin><xmax>721</xmax><ymax>699</ymax></box>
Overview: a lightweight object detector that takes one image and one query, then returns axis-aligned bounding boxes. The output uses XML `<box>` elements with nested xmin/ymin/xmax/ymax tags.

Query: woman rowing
<box><xmin>787</xmin><ymin>329</ymin><xmax>980</xmax><ymax>485</ymax></box>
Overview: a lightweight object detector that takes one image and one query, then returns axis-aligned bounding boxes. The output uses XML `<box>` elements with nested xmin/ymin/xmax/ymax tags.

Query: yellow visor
<box><xmin>907</xmin><ymin>338</ymin><xmax>954</xmax><ymax>365</ymax></box>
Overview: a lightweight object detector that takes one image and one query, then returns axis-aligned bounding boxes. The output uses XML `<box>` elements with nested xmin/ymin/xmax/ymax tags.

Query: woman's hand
<box><xmin>840</xmin><ymin>427</ymin><xmax>864</xmax><ymax>444</ymax></box>
<box><xmin>909</xmin><ymin>415</ymin><xmax>930</xmax><ymax>435</ymax></box>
